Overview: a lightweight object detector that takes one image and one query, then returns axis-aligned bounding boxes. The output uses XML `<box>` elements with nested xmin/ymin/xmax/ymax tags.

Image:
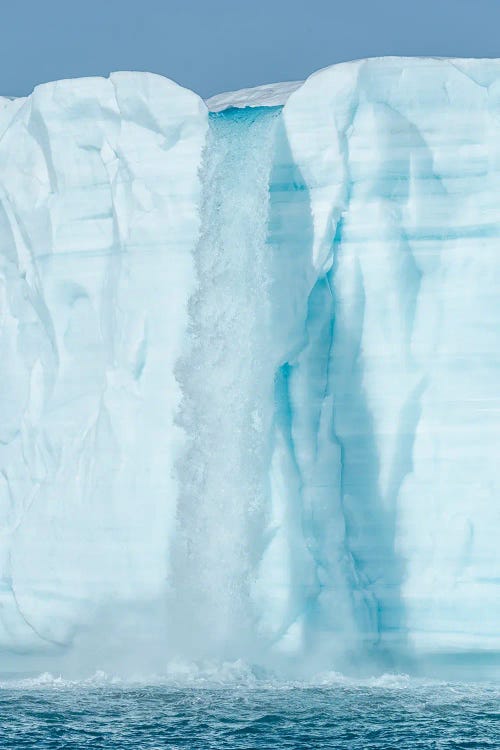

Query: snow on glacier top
<box><xmin>206</xmin><ymin>80</ymin><xmax>303</xmax><ymax>112</ymax></box>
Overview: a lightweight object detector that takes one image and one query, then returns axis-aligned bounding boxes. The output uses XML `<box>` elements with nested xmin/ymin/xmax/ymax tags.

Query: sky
<box><xmin>2</xmin><ymin>0</ymin><xmax>500</xmax><ymax>99</ymax></box>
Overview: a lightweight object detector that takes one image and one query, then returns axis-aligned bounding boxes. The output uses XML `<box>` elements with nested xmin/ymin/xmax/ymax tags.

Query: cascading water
<box><xmin>171</xmin><ymin>107</ymin><xmax>282</xmax><ymax>663</ymax></box>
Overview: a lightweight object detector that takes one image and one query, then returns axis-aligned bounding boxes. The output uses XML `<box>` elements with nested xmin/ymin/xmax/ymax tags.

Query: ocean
<box><xmin>1</xmin><ymin>670</ymin><xmax>498</xmax><ymax>749</ymax></box>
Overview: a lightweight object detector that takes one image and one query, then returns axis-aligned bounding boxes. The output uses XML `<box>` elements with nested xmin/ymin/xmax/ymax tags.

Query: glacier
<box><xmin>0</xmin><ymin>57</ymin><xmax>499</xmax><ymax>679</ymax></box>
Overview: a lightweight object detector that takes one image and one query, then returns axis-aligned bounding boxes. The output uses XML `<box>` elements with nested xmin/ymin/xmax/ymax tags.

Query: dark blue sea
<box><xmin>1</xmin><ymin>670</ymin><xmax>498</xmax><ymax>749</ymax></box>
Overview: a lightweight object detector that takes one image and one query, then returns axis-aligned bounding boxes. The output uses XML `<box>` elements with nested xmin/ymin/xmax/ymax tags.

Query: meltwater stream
<box><xmin>172</xmin><ymin>107</ymin><xmax>282</xmax><ymax>662</ymax></box>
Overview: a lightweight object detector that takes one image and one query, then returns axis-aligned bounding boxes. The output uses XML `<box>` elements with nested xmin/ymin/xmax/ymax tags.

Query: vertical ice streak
<box><xmin>172</xmin><ymin>107</ymin><xmax>281</xmax><ymax>661</ymax></box>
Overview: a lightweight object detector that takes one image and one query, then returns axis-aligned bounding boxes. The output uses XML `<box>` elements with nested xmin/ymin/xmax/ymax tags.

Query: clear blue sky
<box><xmin>3</xmin><ymin>0</ymin><xmax>500</xmax><ymax>98</ymax></box>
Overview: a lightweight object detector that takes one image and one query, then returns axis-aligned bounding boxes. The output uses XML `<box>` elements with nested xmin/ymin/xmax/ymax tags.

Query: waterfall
<box><xmin>169</xmin><ymin>106</ymin><xmax>367</xmax><ymax>674</ymax></box>
<box><xmin>171</xmin><ymin>107</ymin><xmax>282</xmax><ymax>662</ymax></box>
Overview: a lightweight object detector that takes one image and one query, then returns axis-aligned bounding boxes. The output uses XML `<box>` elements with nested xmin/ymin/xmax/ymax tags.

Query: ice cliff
<box><xmin>0</xmin><ymin>58</ymin><xmax>499</xmax><ymax>678</ymax></box>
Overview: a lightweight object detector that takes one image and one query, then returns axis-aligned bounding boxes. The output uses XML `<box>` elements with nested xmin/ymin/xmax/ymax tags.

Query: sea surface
<box><xmin>0</xmin><ymin>670</ymin><xmax>498</xmax><ymax>749</ymax></box>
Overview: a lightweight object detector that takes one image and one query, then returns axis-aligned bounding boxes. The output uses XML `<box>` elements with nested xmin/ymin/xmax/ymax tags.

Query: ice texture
<box><xmin>0</xmin><ymin>73</ymin><xmax>207</xmax><ymax>668</ymax></box>
<box><xmin>0</xmin><ymin>58</ymin><xmax>499</xmax><ymax>678</ymax></box>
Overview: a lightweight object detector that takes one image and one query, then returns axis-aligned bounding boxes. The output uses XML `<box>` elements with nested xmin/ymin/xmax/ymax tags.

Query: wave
<box><xmin>1</xmin><ymin>660</ymin><xmax>498</xmax><ymax>694</ymax></box>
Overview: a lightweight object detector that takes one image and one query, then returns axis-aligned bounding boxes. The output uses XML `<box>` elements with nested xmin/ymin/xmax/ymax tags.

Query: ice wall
<box><xmin>0</xmin><ymin>58</ymin><xmax>499</xmax><ymax>678</ymax></box>
<box><xmin>0</xmin><ymin>73</ymin><xmax>207</xmax><ymax>668</ymax></box>
<box><xmin>284</xmin><ymin>58</ymin><xmax>500</xmax><ymax>671</ymax></box>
